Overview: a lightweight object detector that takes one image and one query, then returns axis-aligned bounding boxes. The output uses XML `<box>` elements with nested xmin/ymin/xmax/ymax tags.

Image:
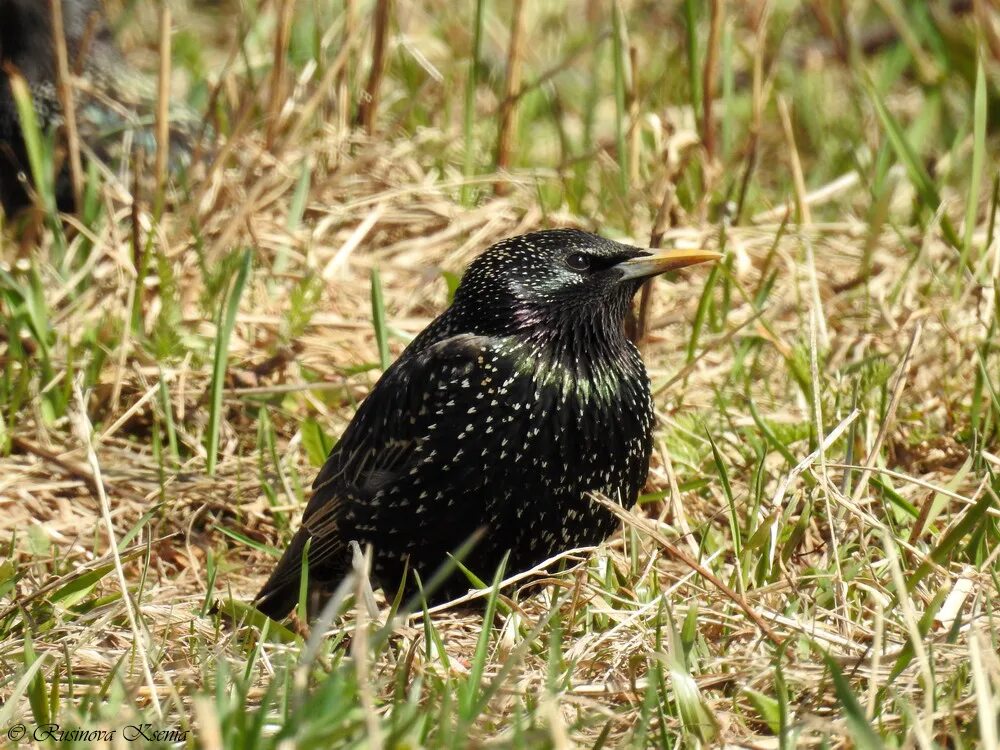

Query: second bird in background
<box><xmin>0</xmin><ymin>0</ymin><xmax>203</xmax><ymax>215</ymax></box>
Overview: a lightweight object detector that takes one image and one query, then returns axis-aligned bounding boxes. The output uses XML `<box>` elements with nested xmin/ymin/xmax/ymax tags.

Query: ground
<box><xmin>1</xmin><ymin>1</ymin><xmax>1000</xmax><ymax>747</ymax></box>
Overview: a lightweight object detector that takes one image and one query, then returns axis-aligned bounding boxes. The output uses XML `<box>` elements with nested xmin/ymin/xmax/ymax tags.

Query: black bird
<box><xmin>0</xmin><ymin>0</ymin><xmax>199</xmax><ymax>214</ymax></box>
<box><xmin>255</xmin><ymin>229</ymin><xmax>719</xmax><ymax>619</ymax></box>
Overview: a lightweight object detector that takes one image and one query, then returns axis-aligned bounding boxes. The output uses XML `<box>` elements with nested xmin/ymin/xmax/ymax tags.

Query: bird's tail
<box><xmin>254</xmin><ymin>528</ymin><xmax>311</xmax><ymax>620</ymax></box>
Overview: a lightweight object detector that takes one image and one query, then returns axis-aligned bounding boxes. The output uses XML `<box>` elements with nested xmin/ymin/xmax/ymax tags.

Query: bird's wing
<box><xmin>307</xmin><ymin>331</ymin><xmax>508</xmax><ymax>524</ymax></box>
<box><xmin>255</xmin><ymin>333</ymin><xmax>507</xmax><ymax>616</ymax></box>
<box><xmin>310</xmin><ymin>331</ymin><xmax>493</xmax><ymax>490</ymax></box>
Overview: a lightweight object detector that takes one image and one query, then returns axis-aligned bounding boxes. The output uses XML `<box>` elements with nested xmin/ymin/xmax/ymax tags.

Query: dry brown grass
<box><xmin>2</xmin><ymin>1</ymin><xmax>1000</xmax><ymax>746</ymax></box>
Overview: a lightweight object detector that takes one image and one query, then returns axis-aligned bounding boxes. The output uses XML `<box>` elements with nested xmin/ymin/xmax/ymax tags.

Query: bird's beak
<box><xmin>614</xmin><ymin>248</ymin><xmax>723</xmax><ymax>281</ymax></box>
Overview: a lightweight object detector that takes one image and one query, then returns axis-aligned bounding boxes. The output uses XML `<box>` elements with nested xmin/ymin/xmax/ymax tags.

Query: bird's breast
<box><xmin>490</xmin><ymin>338</ymin><xmax>653</xmax><ymax>497</ymax></box>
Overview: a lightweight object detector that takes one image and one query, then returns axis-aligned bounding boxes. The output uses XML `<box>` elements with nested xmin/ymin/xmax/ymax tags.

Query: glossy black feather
<box><xmin>255</xmin><ymin>229</ymin><xmax>657</xmax><ymax>618</ymax></box>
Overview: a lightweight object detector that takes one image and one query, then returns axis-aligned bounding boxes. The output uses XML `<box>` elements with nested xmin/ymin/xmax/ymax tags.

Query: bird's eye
<box><xmin>566</xmin><ymin>252</ymin><xmax>591</xmax><ymax>272</ymax></box>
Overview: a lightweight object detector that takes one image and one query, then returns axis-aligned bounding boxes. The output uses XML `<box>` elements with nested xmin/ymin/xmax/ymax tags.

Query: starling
<box><xmin>0</xmin><ymin>0</ymin><xmax>200</xmax><ymax>214</ymax></box>
<box><xmin>255</xmin><ymin>229</ymin><xmax>720</xmax><ymax>619</ymax></box>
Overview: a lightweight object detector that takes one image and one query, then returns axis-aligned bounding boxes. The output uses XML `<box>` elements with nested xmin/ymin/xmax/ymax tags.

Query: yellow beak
<box><xmin>614</xmin><ymin>248</ymin><xmax>723</xmax><ymax>280</ymax></box>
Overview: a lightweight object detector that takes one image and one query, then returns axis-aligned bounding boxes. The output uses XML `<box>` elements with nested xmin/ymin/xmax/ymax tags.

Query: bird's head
<box><xmin>450</xmin><ymin>229</ymin><xmax>720</xmax><ymax>338</ymax></box>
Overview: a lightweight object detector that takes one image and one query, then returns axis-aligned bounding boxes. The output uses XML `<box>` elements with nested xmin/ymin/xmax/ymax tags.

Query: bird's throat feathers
<box><xmin>411</xmin><ymin>289</ymin><xmax>639</xmax><ymax>384</ymax></box>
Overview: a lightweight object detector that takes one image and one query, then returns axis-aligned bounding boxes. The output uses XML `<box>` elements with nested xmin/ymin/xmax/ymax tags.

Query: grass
<box><xmin>2</xmin><ymin>0</ymin><xmax>1000</xmax><ymax>746</ymax></box>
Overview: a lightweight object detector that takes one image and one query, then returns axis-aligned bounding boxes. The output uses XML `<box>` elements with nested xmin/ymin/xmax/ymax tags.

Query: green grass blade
<box><xmin>823</xmin><ymin>653</ymin><xmax>884</xmax><ymax>749</ymax></box>
<box><xmin>157</xmin><ymin>370</ymin><xmax>180</xmax><ymax>464</ymax></box>
<box><xmin>0</xmin><ymin>645</ymin><xmax>48</xmax><ymax>728</ymax></box>
<box><xmin>8</xmin><ymin>72</ymin><xmax>55</xmax><ymax>214</ymax></box>
<box><xmin>370</xmin><ymin>265</ymin><xmax>392</xmax><ymax>371</ymax></box>
<box><xmin>297</xmin><ymin>536</ymin><xmax>311</xmax><ymax>624</ymax></box>
<box><xmin>686</xmin><ymin>262</ymin><xmax>720</xmax><ymax>363</ymax></box>
<box><xmin>682</xmin><ymin>0</ymin><xmax>702</xmax><ymax>127</ymax></box>
<box><xmin>460</xmin><ymin>554</ymin><xmax>508</xmax><ymax>718</ymax></box>
<box><xmin>864</xmin><ymin>76</ymin><xmax>960</xmax><ymax>251</ymax></box>
<box><xmin>206</xmin><ymin>249</ymin><xmax>253</xmax><ymax>475</ymax></box>
<box><xmin>706</xmin><ymin>430</ymin><xmax>742</xmax><ymax>589</ymax></box>
<box><xmin>906</xmin><ymin>490</ymin><xmax>995</xmax><ymax>594</ymax></box>
<box><xmin>461</xmin><ymin>0</ymin><xmax>487</xmax><ymax>206</ymax></box>
<box><xmin>23</xmin><ymin>633</ymin><xmax>50</xmax><ymax>727</ymax></box>
<box><xmin>50</xmin><ymin>564</ymin><xmax>115</xmax><ymax>608</ymax></box>
<box><xmin>960</xmin><ymin>54</ymin><xmax>987</xmax><ymax>284</ymax></box>
<box><xmin>611</xmin><ymin>0</ymin><xmax>629</xmax><ymax>195</ymax></box>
